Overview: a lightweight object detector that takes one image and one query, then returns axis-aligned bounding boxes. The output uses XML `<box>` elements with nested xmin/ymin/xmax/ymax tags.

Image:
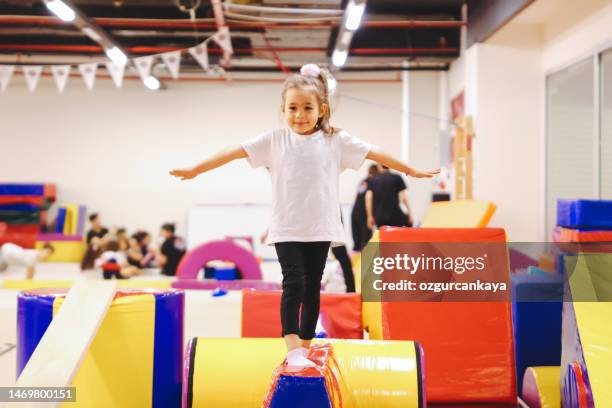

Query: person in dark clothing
<box><xmin>350</xmin><ymin>164</ymin><xmax>379</xmax><ymax>251</ymax></box>
<box><xmin>366</xmin><ymin>166</ymin><xmax>413</xmax><ymax>228</ymax></box>
<box><xmin>159</xmin><ymin>223</ymin><xmax>186</xmax><ymax>276</ymax></box>
<box><xmin>81</xmin><ymin>212</ymin><xmax>109</xmax><ymax>270</ymax></box>
<box><xmin>331</xmin><ymin>245</ymin><xmax>355</xmax><ymax>292</ymax></box>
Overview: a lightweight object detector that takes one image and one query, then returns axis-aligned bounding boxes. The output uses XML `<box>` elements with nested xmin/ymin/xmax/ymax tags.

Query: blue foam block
<box><xmin>557</xmin><ymin>199</ymin><xmax>612</xmax><ymax>229</ymax></box>
<box><xmin>268</xmin><ymin>375</ymin><xmax>331</xmax><ymax>408</ymax></box>
<box><xmin>215</xmin><ymin>267</ymin><xmax>237</xmax><ymax>281</ymax></box>
<box><xmin>512</xmin><ymin>274</ymin><xmax>564</xmax><ymax>394</ymax></box>
<box><xmin>0</xmin><ymin>184</ymin><xmax>45</xmax><ymax>196</ymax></box>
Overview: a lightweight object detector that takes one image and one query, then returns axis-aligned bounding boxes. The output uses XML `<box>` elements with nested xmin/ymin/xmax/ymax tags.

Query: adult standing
<box><xmin>366</xmin><ymin>165</ymin><xmax>413</xmax><ymax>229</ymax></box>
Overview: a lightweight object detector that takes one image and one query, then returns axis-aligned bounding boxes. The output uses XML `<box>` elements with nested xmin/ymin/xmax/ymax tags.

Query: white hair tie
<box><xmin>300</xmin><ymin>64</ymin><xmax>321</xmax><ymax>78</ymax></box>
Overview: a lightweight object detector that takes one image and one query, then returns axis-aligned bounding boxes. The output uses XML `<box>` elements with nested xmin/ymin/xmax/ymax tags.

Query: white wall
<box><xmin>1</xmin><ymin>73</ymin><xmax>437</xmax><ymax>238</ymax></box>
<box><xmin>444</xmin><ymin>0</ymin><xmax>612</xmax><ymax>241</ymax></box>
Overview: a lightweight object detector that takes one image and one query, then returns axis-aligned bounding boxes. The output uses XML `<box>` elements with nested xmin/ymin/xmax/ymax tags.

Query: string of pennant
<box><xmin>0</xmin><ymin>27</ymin><xmax>233</xmax><ymax>93</ymax></box>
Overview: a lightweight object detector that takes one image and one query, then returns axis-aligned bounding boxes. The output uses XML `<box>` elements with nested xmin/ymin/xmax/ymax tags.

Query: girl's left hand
<box><xmin>406</xmin><ymin>168</ymin><xmax>441</xmax><ymax>178</ymax></box>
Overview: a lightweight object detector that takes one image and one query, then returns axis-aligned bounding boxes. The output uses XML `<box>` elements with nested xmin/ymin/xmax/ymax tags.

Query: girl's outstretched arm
<box><xmin>366</xmin><ymin>146</ymin><xmax>440</xmax><ymax>178</ymax></box>
<box><xmin>169</xmin><ymin>145</ymin><xmax>248</xmax><ymax>180</ymax></box>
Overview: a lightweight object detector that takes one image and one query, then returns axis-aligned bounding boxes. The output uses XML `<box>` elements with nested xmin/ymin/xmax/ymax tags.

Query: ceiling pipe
<box><xmin>0</xmin><ymin>44</ymin><xmax>458</xmax><ymax>55</ymax></box>
<box><xmin>0</xmin><ymin>16</ymin><xmax>465</xmax><ymax>29</ymax></box>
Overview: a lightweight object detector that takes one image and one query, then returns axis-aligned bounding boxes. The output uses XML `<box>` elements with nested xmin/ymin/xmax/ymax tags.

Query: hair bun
<box><xmin>300</xmin><ymin>64</ymin><xmax>321</xmax><ymax>78</ymax></box>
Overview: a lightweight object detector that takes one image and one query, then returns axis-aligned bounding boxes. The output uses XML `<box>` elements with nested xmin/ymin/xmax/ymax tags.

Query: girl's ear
<box><xmin>319</xmin><ymin>103</ymin><xmax>328</xmax><ymax>118</ymax></box>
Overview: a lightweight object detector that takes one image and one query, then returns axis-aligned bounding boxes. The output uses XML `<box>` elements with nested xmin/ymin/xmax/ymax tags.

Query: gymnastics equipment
<box><xmin>3</xmin><ymin>279</ymin><xmax>173</xmax><ymax>290</ymax></box>
<box><xmin>172</xmin><ymin>279</ymin><xmax>279</xmax><ymax>290</ymax></box>
<box><xmin>453</xmin><ymin>115</ymin><xmax>474</xmax><ymax>200</ymax></box>
<box><xmin>557</xmin><ymin>199</ymin><xmax>612</xmax><ymax>229</ymax></box>
<box><xmin>183</xmin><ymin>338</ymin><xmax>424</xmax><ymax>408</ymax></box>
<box><xmin>240</xmin><ymin>290</ymin><xmax>362</xmax><ymax>339</ymax></box>
<box><xmin>36</xmin><ymin>234</ymin><xmax>86</xmax><ymax>263</ymax></box>
<box><xmin>420</xmin><ymin>200</ymin><xmax>496</xmax><ymax>228</ymax></box>
<box><xmin>371</xmin><ymin>226</ymin><xmax>516</xmax><ymax>404</ymax></box>
<box><xmin>561</xmin><ymin>253</ymin><xmax>612</xmax><ymax>407</ymax></box>
<box><xmin>511</xmin><ymin>274</ymin><xmax>563</xmax><ymax>393</ymax></box>
<box><xmin>177</xmin><ymin>239</ymin><xmax>262</xmax><ymax>280</ymax></box>
<box><xmin>522</xmin><ymin>366</ymin><xmax>561</xmax><ymax>408</ymax></box>
<box><xmin>16</xmin><ymin>286</ymin><xmax>184</xmax><ymax>407</ymax></box>
<box><xmin>8</xmin><ymin>281</ymin><xmax>116</xmax><ymax>408</ymax></box>
<box><xmin>556</xmin><ymin>226</ymin><xmax>612</xmax><ymax>243</ymax></box>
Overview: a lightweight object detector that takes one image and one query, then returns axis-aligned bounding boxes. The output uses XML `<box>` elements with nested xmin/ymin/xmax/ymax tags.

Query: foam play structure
<box><xmin>16</xmin><ymin>286</ymin><xmax>184</xmax><ymax>407</ymax></box>
<box><xmin>241</xmin><ymin>290</ymin><xmax>363</xmax><ymax>339</ymax></box>
<box><xmin>0</xmin><ymin>183</ymin><xmax>56</xmax><ymax>248</ymax></box>
<box><xmin>420</xmin><ymin>200</ymin><xmax>496</xmax><ymax>228</ymax></box>
<box><xmin>363</xmin><ymin>226</ymin><xmax>517</xmax><ymax>404</ymax></box>
<box><xmin>183</xmin><ymin>338</ymin><xmax>424</xmax><ymax>408</ymax></box>
<box><xmin>511</xmin><ymin>274</ymin><xmax>564</xmax><ymax>393</ymax></box>
<box><xmin>522</xmin><ymin>366</ymin><xmax>561</xmax><ymax>408</ymax></box>
<box><xmin>177</xmin><ymin>239</ymin><xmax>262</xmax><ymax>280</ymax></box>
<box><xmin>561</xmin><ymin>253</ymin><xmax>612</xmax><ymax>407</ymax></box>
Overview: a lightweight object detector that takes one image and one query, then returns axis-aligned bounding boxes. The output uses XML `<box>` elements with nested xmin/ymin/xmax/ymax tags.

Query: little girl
<box><xmin>170</xmin><ymin>64</ymin><xmax>438</xmax><ymax>368</ymax></box>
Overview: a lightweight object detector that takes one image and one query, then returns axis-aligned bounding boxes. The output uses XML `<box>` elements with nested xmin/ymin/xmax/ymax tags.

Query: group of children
<box><xmin>81</xmin><ymin>213</ymin><xmax>186</xmax><ymax>279</ymax></box>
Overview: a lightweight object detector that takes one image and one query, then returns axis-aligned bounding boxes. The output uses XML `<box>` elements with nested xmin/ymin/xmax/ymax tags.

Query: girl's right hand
<box><xmin>169</xmin><ymin>168</ymin><xmax>198</xmax><ymax>180</ymax></box>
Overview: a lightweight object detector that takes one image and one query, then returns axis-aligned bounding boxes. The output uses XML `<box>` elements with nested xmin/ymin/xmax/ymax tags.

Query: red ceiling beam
<box><xmin>0</xmin><ymin>44</ymin><xmax>458</xmax><ymax>55</ymax></box>
<box><xmin>0</xmin><ymin>16</ymin><xmax>465</xmax><ymax>30</ymax></box>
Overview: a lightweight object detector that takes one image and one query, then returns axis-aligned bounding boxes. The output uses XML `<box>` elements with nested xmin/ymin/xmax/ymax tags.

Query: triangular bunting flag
<box><xmin>161</xmin><ymin>50</ymin><xmax>181</xmax><ymax>79</ymax></box>
<box><xmin>188</xmin><ymin>42</ymin><xmax>209</xmax><ymax>70</ymax></box>
<box><xmin>105</xmin><ymin>62</ymin><xmax>125</xmax><ymax>88</ymax></box>
<box><xmin>212</xmin><ymin>27</ymin><xmax>233</xmax><ymax>55</ymax></box>
<box><xmin>78</xmin><ymin>63</ymin><xmax>98</xmax><ymax>90</ymax></box>
<box><xmin>134</xmin><ymin>56</ymin><xmax>154</xmax><ymax>82</ymax></box>
<box><xmin>51</xmin><ymin>65</ymin><xmax>71</xmax><ymax>93</ymax></box>
<box><xmin>0</xmin><ymin>65</ymin><xmax>15</xmax><ymax>91</ymax></box>
<box><xmin>23</xmin><ymin>66</ymin><xmax>43</xmax><ymax>93</ymax></box>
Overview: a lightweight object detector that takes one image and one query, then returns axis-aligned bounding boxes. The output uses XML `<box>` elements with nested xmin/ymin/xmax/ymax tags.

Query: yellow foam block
<box><xmin>2</xmin><ymin>280</ymin><xmax>74</xmax><ymax>289</ymax></box>
<box><xmin>568</xmin><ymin>254</ymin><xmax>612</xmax><ymax>406</ymax></box>
<box><xmin>421</xmin><ymin>200</ymin><xmax>496</xmax><ymax>228</ymax></box>
<box><xmin>524</xmin><ymin>366</ymin><xmax>561</xmax><ymax>408</ymax></box>
<box><xmin>191</xmin><ymin>338</ymin><xmax>421</xmax><ymax>408</ymax></box>
<box><xmin>55</xmin><ymin>294</ymin><xmax>155</xmax><ymax>408</ymax></box>
<box><xmin>358</xmin><ymin>230</ymin><xmax>383</xmax><ymax>339</ymax></box>
<box><xmin>2</xmin><ymin>280</ymin><xmax>172</xmax><ymax>290</ymax></box>
<box><xmin>35</xmin><ymin>240</ymin><xmax>86</xmax><ymax>263</ymax></box>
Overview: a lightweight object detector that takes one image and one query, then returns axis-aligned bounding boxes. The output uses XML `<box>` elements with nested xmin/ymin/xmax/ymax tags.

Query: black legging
<box><xmin>275</xmin><ymin>241</ymin><xmax>330</xmax><ymax>340</ymax></box>
<box><xmin>331</xmin><ymin>245</ymin><xmax>355</xmax><ymax>292</ymax></box>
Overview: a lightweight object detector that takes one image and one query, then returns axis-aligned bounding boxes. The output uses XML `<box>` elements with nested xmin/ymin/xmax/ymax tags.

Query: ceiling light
<box><xmin>345</xmin><ymin>2</ymin><xmax>365</xmax><ymax>31</ymax></box>
<box><xmin>105</xmin><ymin>46</ymin><xmax>128</xmax><ymax>66</ymax></box>
<box><xmin>82</xmin><ymin>27</ymin><xmax>102</xmax><ymax>42</ymax></box>
<box><xmin>144</xmin><ymin>76</ymin><xmax>160</xmax><ymax>91</ymax></box>
<box><xmin>45</xmin><ymin>0</ymin><xmax>76</xmax><ymax>22</ymax></box>
<box><xmin>332</xmin><ymin>49</ymin><xmax>348</xmax><ymax>67</ymax></box>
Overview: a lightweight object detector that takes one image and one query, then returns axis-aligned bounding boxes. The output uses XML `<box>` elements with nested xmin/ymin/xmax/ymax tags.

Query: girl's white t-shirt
<box><xmin>241</xmin><ymin>128</ymin><xmax>371</xmax><ymax>246</ymax></box>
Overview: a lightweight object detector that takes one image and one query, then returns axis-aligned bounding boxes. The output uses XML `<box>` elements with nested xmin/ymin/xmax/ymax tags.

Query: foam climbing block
<box><xmin>522</xmin><ymin>366</ymin><xmax>561</xmax><ymax>408</ymax></box>
<box><xmin>262</xmin><ymin>343</ymin><xmax>352</xmax><ymax>408</ymax></box>
<box><xmin>2</xmin><ymin>280</ymin><xmax>173</xmax><ymax>290</ymax></box>
<box><xmin>17</xmin><ymin>288</ymin><xmax>184</xmax><ymax>408</ymax></box>
<box><xmin>0</xmin><ymin>196</ymin><xmax>44</xmax><ymax>206</ymax></box>
<box><xmin>0</xmin><ymin>184</ymin><xmax>45</xmax><ymax>196</ymax></box>
<box><xmin>561</xmin><ymin>254</ymin><xmax>612</xmax><ymax>407</ymax></box>
<box><xmin>377</xmin><ymin>227</ymin><xmax>516</xmax><ymax>403</ymax></box>
<box><xmin>511</xmin><ymin>274</ymin><xmax>564</xmax><ymax>393</ymax></box>
<box><xmin>241</xmin><ymin>290</ymin><xmax>362</xmax><ymax>339</ymax></box>
<box><xmin>357</xmin><ymin>230</ymin><xmax>384</xmax><ymax>339</ymax></box>
<box><xmin>0</xmin><ymin>232</ymin><xmax>38</xmax><ymax>248</ymax></box>
<box><xmin>420</xmin><ymin>200</ymin><xmax>496</xmax><ymax>228</ymax></box>
<box><xmin>557</xmin><ymin>199</ymin><xmax>612</xmax><ymax>229</ymax></box>
<box><xmin>557</xmin><ymin>226</ymin><xmax>612</xmax><ymax>243</ymax></box>
<box><xmin>183</xmin><ymin>338</ymin><xmax>424</xmax><ymax>408</ymax></box>
<box><xmin>172</xmin><ymin>279</ymin><xmax>279</xmax><ymax>291</ymax></box>
<box><xmin>177</xmin><ymin>240</ymin><xmax>262</xmax><ymax>280</ymax></box>
<box><xmin>35</xmin><ymin>240</ymin><xmax>86</xmax><ymax>262</ymax></box>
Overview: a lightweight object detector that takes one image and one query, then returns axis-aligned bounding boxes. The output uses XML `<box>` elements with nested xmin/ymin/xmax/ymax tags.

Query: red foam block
<box><xmin>379</xmin><ymin>227</ymin><xmax>516</xmax><ymax>404</ymax></box>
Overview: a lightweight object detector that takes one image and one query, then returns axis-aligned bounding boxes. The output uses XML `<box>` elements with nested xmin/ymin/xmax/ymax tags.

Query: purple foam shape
<box><xmin>172</xmin><ymin>279</ymin><xmax>280</xmax><ymax>291</ymax></box>
<box><xmin>38</xmin><ymin>233</ymin><xmax>83</xmax><ymax>242</ymax></box>
<box><xmin>177</xmin><ymin>240</ymin><xmax>262</xmax><ymax>280</ymax></box>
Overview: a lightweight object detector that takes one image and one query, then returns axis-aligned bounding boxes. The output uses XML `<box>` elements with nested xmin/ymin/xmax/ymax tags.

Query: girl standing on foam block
<box><xmin>170</xmin><ymin>64</ymin><xmax>438</xmax><ymax>368</ymax></box>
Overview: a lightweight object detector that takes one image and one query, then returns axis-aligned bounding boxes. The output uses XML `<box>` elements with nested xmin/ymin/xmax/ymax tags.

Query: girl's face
<box><xmin>282</xmin><ymin>87</ymin><xmax>327</xmax><ymax>135</ymax></box>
